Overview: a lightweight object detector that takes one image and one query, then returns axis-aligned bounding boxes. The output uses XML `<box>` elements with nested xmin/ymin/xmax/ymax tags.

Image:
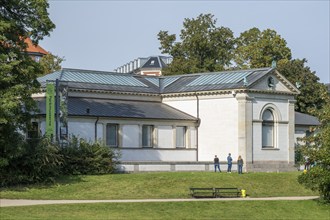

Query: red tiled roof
<box><xmin>24</xmin><ymin>38</ymin><xmax>48</xmax><ymax>55</ymax></box>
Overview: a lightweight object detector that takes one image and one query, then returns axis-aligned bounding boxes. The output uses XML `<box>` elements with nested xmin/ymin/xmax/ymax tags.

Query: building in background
<box><xmin>114</xmin><ymin>56</ymin><xmax>172</xmax><ymax>76</ymax></box>
<box><xmin>24</xmin><ymin>37</ymin><xmax>48</xmax><ymax>62</ymax></box>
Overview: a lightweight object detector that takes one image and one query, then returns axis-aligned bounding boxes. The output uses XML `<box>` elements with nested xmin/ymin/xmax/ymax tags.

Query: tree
<box><xmin>0</xmin><ymin>0</ymin><xmax>55</xmax><ymax>172</ymax></box>
<box><xmin>277</xmin><ymin>59</ymin><xmax>328</xmax><ymax>114</ymax></box>
<box><xmin>297</xmin><ymin>91</ymin><xmax>330</xmax><ymax>203</ymax></box>
<box><xmin>39</xmin><ymin>53</ymin><xmax>64</xmax><ymax>75</ymax></box>
<box><xmin>158</xmin><ymin>13</ymin><xmax>235</xmax><ymax>75</ymax></box>
<box><xmin>234</xmin><ymin>27</ymin><xmax>292</xmax><ymax>69</ymax></box>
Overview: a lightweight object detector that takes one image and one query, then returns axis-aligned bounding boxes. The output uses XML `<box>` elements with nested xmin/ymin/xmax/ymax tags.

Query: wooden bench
<box><xmin>190</xmin><ymin>187</ymin><xmax>241</xmax><ymax>198</ymax></box>
<box><xmin>214</xmin><ymin>188</ymin><xmax>241</xmax><ymax>198</ymax></box>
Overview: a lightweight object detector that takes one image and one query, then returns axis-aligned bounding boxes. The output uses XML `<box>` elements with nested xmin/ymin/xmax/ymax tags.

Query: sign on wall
<box><xmin>59</xmin><ymin>85</ymin><xmax>68</xmax><ymax>145</ymax></box>
<box><xmin>46</xmin><ymin>83</ymin><xmax>55</xmax><ymax>138</ymax></box>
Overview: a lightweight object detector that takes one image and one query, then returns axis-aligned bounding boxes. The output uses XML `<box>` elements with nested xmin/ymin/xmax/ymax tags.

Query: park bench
<box><xmin>190</xmin><ymin>187</ymin><xmax>241</xmax><ymax>198</ymax></box>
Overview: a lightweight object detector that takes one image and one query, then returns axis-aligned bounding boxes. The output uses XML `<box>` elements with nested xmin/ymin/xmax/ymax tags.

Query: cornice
<box><xmin>71</xmin><ymin>88</ymin><xmax>160</xmax><ymax>97</ymax></box>
<box><xmin>40</xmin><ymin>86</ymin><xmax>297</xmax><ymax>98</ymax></box>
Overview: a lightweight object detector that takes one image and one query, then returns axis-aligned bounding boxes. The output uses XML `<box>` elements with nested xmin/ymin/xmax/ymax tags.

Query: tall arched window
<box><xmin>262</xmin><ymin>109</ymin><xmax>274</xmax><ymax>148</ymax></box>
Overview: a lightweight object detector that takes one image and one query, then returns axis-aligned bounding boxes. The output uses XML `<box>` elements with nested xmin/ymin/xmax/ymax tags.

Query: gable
<box><xmin>249</xmin><ymin>70</ymin><xmax>299</xmax><ymax>94</ymax></box>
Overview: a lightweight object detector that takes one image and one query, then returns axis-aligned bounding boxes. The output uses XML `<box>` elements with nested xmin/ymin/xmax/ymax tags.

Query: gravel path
<box><xmin>0</xmin><ymin>196</ymin><xmax>319</xmax><ymax>207</ymax></box>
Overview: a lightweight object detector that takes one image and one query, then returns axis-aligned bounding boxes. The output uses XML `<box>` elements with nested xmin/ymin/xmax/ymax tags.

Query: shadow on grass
<box><xmin>0</xmin><ymin>175</ymin><xmax>85</xmax><ymax>192</ymax></box>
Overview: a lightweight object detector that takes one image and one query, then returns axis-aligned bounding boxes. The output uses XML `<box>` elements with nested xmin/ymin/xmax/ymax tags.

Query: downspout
<box><xmin>195</xmin><ymin>93</ymin><xmax>200</xmax><ymax>161</ymax></box>
<box><xmin>95</xmin><ymin>117</ymin><xmax>99</xmax><ymax>141</ymax></box>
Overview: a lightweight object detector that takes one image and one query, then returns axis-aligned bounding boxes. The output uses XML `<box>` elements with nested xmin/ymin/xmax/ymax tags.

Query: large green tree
<box><xmin>277</xmin><ymin>59</ymin><xmax>328</xmax><ymax>114</ymax></box>
<box><xmin>234</xmin><ymin>27</ymin><xmax>292</xmax><ymax>68</ymax></box>
<box><xmin>158</xmin><ymin>13</ymin><xmax>235</xmax><ymax>75</ymax></box>
<box><xmin>0</xmin><ymin>0</ymin><xmax>55</xmax><ymax>167</ymax></box>
<box><xmin>39</xmin><ymin>53</ymin><xmax>64</xmax><ymax>75</ymax></box>
<box><xmin>298</xmin><ymin>91</ymin><xmax>330</xmax><ymax>203</ymax></box>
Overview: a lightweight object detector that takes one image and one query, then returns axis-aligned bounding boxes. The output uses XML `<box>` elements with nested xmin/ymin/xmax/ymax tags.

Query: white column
<box><xmin>236</xmin><ymin>94</ymin><xmax>253</xmax><ymax>171</ymax></box>
<box><xmin>288</xmin><ymin>99</ymin><xmax>296</xmax><ymax>165</ymax></box>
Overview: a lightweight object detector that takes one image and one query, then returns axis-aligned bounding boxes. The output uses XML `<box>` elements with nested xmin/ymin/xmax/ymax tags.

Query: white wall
<box><xmin>157</xmin><ymin>126</ymin><xmax>174</xmax><ymax>148</ymax></box>
<box><xmin>251</xmin><ymin>95</ymin><xmax>291</xmax><ymax>162</ymax></box>
<box><xmin>121</xmin><ymin>149</ymin><xmax>196</xmax><ymax>161</ymax></box>
<box><xmin>164</xmin><ymin>95</ymin><xmax>238</xmax><ymax>162</ymax></box>
<box><xmin>69</xmin><ymin>119</ymin><xmax>95</xmax><ymax>141</ymax></box>
<box><xmin>295</xmin><ymin>125</ymin><xmax>309</xmax><ymax>145</ymax></box>
<box><xmin>122</xmin><ymin>125</ymin><xmax>139</xmax><ymax>148</ymax></box>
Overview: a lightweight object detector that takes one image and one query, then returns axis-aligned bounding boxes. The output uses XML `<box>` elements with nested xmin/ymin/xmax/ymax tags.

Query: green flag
<box><xmin>46</xmin><ymin>83</ymin><xmax>55</xmax><ymax>137</ymax></box>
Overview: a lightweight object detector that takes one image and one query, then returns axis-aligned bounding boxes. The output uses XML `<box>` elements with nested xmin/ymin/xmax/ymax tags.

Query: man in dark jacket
<box><xmin>214</xmin><ymin>155</ymin><xmax>221</xmax><ymax>172</ymax></box>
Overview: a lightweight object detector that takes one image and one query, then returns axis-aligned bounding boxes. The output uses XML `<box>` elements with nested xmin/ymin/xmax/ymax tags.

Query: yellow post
<box><xmin>241</xmin><ymin>189</ymin><xmax>246</xmax><ymax>198</ymax></box>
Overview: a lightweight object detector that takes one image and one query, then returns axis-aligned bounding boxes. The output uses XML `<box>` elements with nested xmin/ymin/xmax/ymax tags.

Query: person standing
<box><xmin>227</xmin><ymin>153</ymin><xmax>233</xmax><ymax>173</ymax></box>
<box><xmin>237</xmin><ymin>155</ymin><xmax>244</xmax><ymax>174</ymax></box>
<box><xmin>214</xmin><ymin>155</ymin><xmax>221</xmax><ymax>172</ymax></box>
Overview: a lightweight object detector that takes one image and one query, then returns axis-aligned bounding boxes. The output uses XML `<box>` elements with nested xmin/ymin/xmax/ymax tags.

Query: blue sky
<box><xmin>43</xmin><ymin>0</ymin><xmax>330</xmax><ymax>83</ymax></box>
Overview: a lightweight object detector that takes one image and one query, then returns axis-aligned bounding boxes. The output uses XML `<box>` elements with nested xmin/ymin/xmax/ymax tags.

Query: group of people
<box><xmin>214</xmin><ymin>153</ymin><xmax>244</xmax><ymax>174</ymax></box>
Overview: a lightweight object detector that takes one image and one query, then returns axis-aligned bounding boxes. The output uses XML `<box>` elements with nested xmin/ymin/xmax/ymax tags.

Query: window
<box><xmin>176</xmin><ymin>126</ymin><xmax>186</xmax><ymax>148</ymax></box>
<box><xmin>27</xmin><ymin>122</ymin><xmax>39</xmax><ymax>139</ymax></box>
<box><xmin>262</xmin><ymin>109</ymin><xmax>274</xmax><ymax>148</ymax></box>
<box><xmin>106</xmin><ymin>124</ymin><xmax>118</xmax><ymax>147</ymax></box>
<box><xmin>142</xmin><ymin>125</ymin><xmax>153</xmax><ymax>147</ymax></box>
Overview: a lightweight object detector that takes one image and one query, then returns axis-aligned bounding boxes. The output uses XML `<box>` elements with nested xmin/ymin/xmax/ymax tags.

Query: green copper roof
<box><xmin>186</xmin><ymin>71</ymin><xmax>251</xmax><ymax>86</ymax></box>
<box><xmin>38</xmin><ymin>67</ymin><xmax>281</xmax><ymax>94</ymax></box>
<box><xmin>38</xmin><ymin>69</ymin><xmax>147</xmax><ymax>87</ymax></box>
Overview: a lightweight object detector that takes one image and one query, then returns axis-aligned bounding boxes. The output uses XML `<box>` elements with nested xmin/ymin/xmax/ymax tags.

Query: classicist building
<box><xmin>33</xmin><ymin>66</ymin><xmax>319</xmax><ymax>172</ymax></box>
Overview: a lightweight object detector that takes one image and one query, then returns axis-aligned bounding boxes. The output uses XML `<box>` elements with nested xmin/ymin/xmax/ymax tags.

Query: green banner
<box><xmin>46</xmin><ymin>83</ymin><xmax>55</xmax><ymax>137</ymax></box>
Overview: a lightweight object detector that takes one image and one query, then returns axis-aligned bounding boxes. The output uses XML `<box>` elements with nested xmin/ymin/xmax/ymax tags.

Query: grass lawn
<box><xmin>1</xmin><ymin>172</ymin><xmax>328</xmax><ymax>220</ymax></box>
<box><xmin>0</xmin><ymin>171</ymin><xmax>317</xmax><ymax>200</ymax></box>
<box><xmin>1</xmin><ymin>200</ymin><xmax>329</xmax><ymax>220</ymax></box>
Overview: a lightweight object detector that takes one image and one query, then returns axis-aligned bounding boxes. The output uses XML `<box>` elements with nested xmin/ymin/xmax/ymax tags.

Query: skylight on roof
<box><xmin>186</xmin><ymin>71</ymin><xmax>252</xmax><ymax>86</ymax></box>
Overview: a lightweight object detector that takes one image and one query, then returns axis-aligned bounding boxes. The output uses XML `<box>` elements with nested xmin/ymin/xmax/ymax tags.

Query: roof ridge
<box><xmin>159</xmin><ymin>67</ymin><xmax>273</xmax><ymax>79</ymax></box>
<box><xmin>61</xmin><ymin>68</ymin><xmax>130</xmax><ymax>75</ymax></box>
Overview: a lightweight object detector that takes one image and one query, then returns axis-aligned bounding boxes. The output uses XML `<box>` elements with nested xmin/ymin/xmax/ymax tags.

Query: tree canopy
<box><xmin>158</xmin><ymin>14</ymin><xmax>235</xmax><ymax>75</ymax></box>
<box><xmin>39</xmin><ymin>53</ymin><xmax>64</xmax><ymax>75</ymax></box>
<box><xmin>158</xmin><ymin>13</ymin><xmax>326</xmax><ymax>115</ymax></box>
<box><xmin>234</xmin><ymin>27</ymin><xmax>292</xmax><ymax>68</ymax></box>
<box><xmin>298</xmin><ymin>92</ymin><xmax>330</xmax><ymax>202</ymax></box>
<box><xmin>0</xmin><ymin>0</ymin><xmax>55</xmax><ymax>129</ymax></box>
<box><xmin>0</xmin><ymin>0</ymin><xmax>55</xmax><ymax>168</ymax></box>
<box><xmin>277</xmin><ymin>59</ymin><xmax>328</xmax><ymax>114</ymax></box>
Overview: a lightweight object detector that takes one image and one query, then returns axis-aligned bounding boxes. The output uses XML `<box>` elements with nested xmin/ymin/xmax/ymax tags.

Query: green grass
<box><xmin>1</xmin><ymin>200</ymin><xmax>329</xmax><ymax>220</ymax></box>
<box><xmin>0</xmin><ymin>171</ymin><xmax>317</xmax><ymax>199</ymax></box>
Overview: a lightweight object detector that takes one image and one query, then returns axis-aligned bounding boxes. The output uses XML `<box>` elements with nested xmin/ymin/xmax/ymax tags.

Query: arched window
<box><xmin>262</xmin><ymin>109</ymin><xmax>274</xmax><ymax>148</ymax></box>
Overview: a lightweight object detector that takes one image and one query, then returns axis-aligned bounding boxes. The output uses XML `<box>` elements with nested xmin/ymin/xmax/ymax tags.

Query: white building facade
<box><xmin>35</xmin><ymin>67</ymin><xmax>301</xmax><ymax>172</ymax></box>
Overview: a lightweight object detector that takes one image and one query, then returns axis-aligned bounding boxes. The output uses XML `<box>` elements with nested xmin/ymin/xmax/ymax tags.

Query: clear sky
<box><xmin>42</xmin><ymin>0</ymin><xmax>330</xmax><ymax>83</ymax></box>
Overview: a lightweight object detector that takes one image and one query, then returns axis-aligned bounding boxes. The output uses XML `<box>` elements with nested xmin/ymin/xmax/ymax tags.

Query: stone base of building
<box><xmin>117</xmin><ymin>161</ymin><xmax>296</xmax><ymax>173</ymax></box>
<box><xmin>246</xmin><ymin>161</ymin><xmax>296</xmax><ymax>172</ymax></box>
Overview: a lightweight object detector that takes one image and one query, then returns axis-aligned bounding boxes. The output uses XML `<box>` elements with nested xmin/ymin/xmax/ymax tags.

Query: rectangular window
<box><xmin>106</xmin><ymin>124</ymin><xmax>118</xmax><ymax>147</ymax></box>
<box><xmin>142</xmin><ymin>125</ymin><xmax>153</xmax><ymax>147</ymax></box>
<box><xmin>262</xmin><ymin>124</ymin><xmax>273</xmax><ymax>148</ymax></box>
<box><xmin>176</xmin><ymin>126</ymin><xmax>186</xmax><ymax>148</ymax></box>
<box><xmin>27</xmin><ymin>122</ymin><xmax>39</xmax><ymax>139</ymax></box>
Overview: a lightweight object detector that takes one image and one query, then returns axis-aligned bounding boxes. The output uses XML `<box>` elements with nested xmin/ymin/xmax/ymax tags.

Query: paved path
<box><xmin>0</xmin><ymin>196</ymin><xmax>319</xmax><ymax>207</ymax></box>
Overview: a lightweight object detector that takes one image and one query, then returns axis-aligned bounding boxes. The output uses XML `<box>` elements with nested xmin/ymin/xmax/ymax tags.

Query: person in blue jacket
<box><xmin>227</xmin><ymin>153</ymin><xmax>233</xmax><ymax>173</ymax></box>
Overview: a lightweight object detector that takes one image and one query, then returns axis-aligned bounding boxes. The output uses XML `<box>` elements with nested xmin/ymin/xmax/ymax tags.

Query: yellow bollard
<box><xmin>241</xmin><ymin>189</ymin><xmax>246</xmax><ymax>198</ymax></box>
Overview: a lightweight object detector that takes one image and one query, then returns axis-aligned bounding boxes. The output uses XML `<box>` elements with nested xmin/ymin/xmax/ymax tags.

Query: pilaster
<box><xmin>236</xmin><ymin>94</ymin><xmax>253</xmax><ymax>171</ymax></box>
<box><xmin>288</xmin><ymin>100</ymin><xmax>296</xmax><ymax>164</ymax></box>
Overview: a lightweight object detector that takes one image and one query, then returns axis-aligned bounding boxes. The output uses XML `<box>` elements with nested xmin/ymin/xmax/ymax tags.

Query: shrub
<box><xmin>60</xmin><ymin>136</ymin><xmax>120</xmax><ymax>175</ymax></box>
<box><xmin>1</xmin><ymin>135</ymin><xmax>120</xmax><ymax>186</ymax></box>
<box><xmin>0</xmin><ymin>136</ymin><xmax>63</xmax><ymax>186</ymax></box>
